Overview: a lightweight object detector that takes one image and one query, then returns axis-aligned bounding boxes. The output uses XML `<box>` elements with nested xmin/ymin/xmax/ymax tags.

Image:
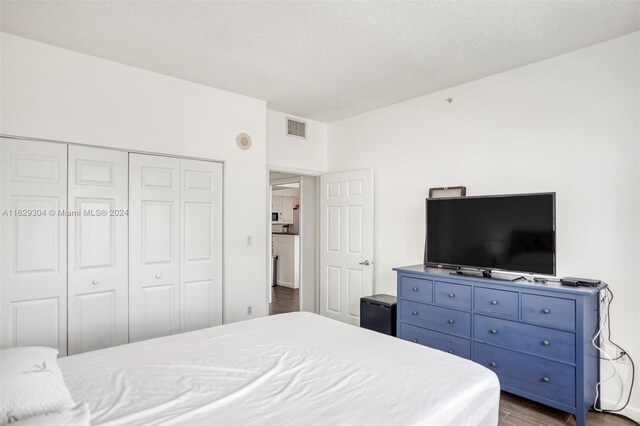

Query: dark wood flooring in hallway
<box><xmin>269</xmin><ymin>285</ymin><xmax>299</xmax><ymax>315</ymax></box>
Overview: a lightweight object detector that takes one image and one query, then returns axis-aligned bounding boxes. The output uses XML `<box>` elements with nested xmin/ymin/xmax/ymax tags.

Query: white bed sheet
<box><xmin>59</xmin><ymin>312</ymin><xmax>499</xmax><ymax>426</ymax></box>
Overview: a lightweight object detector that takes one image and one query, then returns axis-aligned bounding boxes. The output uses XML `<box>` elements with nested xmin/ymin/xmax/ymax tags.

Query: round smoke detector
<box><xmin>236</xmin><ymin>133</ymin><xmax>252</xmax><ymax>151</ymax></box>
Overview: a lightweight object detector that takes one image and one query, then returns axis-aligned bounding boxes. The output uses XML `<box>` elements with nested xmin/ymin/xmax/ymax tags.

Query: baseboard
<box><xmin>599</xmin><ymin>398</ymin><xmax>640</xmax><ymax>423</ymax></box>
<box><xmin>275</xmin><ymin>281</ymin><xmax>299</xmax><ymax>289</ymax></box>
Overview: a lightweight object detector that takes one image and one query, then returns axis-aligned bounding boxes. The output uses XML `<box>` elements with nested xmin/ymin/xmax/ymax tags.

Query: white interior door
<box><xmin>179</xmin><ymin>159</ymin><xmax>222</xmax><ymax>332</ymax></box>
<box><xmin>0</xmin><ymin>138</ymin><xmax>68</xmax><ymax>354</ymax></box>
<box><xmin>129</xmin><ymin>154</ymin><xmax>180</xmax><ymax>342</ymax></box>
<box><xmin>319</xmin><ymin>170</ymin><xmax>374</xmax><ymax>325</ymax></box>
<box><xmin>67</xmin><ymin>146</ymin><xmax>128</xmax><ymax>354</ymax></box>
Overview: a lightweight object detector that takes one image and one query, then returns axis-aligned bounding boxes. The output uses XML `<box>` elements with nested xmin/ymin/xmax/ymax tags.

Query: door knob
<box><xmin>359</xmin><ymin>260</ymin><xmax>371</xmax><ymax>266</ymax></box>
<box><xmin>91</xmin><ymin>280</ymin><xmax>99</xmax><ymax>285</ymax></box>
<box><xmin>155</xmin><ymin>273</ymin><xmax>162</xmax><ymax>279</ymax></box>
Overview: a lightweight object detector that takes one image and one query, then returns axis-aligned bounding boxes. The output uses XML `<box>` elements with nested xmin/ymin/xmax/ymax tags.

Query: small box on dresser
<box><xmin>394</xmin><ymin>265</ymin><xmax>605</xmax><ymax>426</ymax></box>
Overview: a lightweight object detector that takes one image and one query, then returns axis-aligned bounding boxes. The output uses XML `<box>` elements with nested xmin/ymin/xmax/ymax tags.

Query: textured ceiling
<box><xmin>1</xmin><ymin>1</ymin><xmax>639</xmax><ymax>122</ymax></box>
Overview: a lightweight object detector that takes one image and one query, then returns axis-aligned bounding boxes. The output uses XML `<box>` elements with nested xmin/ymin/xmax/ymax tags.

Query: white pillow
<box><xmin>10</xmin><ymin>404</ymin><xmax>90</xmax><ymax>426</ymax></box>
<box><xmin>0</xmin><ymin>347</ymin><xmax>75</xmax><ymax>425</ymax></box>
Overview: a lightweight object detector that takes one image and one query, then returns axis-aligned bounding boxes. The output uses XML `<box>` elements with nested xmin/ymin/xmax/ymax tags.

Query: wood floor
<box><xmin>268</xmin><ymin>286</ymin><xmax>635</xmax><ymax>425</ymax></box>
<box><xmin>269</xmin><ymin>285</ymin><xmax>299</xmax><ymax>315</ymax></box>
<box><xmin>499</xmin><ymin>391</ymin><xmax>635</xmax><ymax>425</ymax></box>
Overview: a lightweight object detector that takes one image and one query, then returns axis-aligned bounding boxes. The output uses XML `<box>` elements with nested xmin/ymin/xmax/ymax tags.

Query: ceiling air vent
<box><xmin>286</xmin><ymin>118</ymin><xmax>306</xmax><ymax>139</ymax></box>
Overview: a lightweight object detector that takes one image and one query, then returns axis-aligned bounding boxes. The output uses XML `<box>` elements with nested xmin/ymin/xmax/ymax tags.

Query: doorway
<box><xmin>271</xmin><ymin>180</ymin><xmax>300</xmax><ymax>314</ymax></box>
<box><xmin>268</xmin><ymin>171</ymin><xmax>318</xmax><ymax>316</ymax></box>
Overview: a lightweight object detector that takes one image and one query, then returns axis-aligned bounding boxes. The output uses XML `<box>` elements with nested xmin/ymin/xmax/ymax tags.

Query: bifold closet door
<box><xmin>129</xmin><ymin>154</ymin><xmax>180</xmax><ymax>342</ymax></box>
<box><xmin>129</xmin><ymin>154</ymin><xmax>223</xmax><ymax>342</ymax></box>
<box><xmin>179</xmin><ymin>159</ymin><xmax>222</xmax><ymax>332</ymax></box>
<box><xmin>0</xmin><ymin>138</ymin><xmax>68</xmax><ymax>354</ymax></box>
<box><xmin>67</xmin><ymin>146</ymin><xmax>128</xmax><ymax>355</ymax></box>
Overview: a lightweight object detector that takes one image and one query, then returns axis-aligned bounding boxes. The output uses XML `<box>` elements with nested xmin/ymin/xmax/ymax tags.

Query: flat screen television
<box><xmin>424</xmin><ymin>193</ymin><xmax>555</xmax><ymax>275</ymax></box>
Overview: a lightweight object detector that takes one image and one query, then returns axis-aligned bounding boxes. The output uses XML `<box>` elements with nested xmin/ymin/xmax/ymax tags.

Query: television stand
<box><xmin>451</xmin><ymin>269</ymin><xmax>525</xmax><ymax>282</ymax></box>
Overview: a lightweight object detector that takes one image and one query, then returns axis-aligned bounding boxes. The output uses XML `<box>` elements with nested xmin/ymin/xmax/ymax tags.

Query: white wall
<box><xmin>267</xmin><ymin>109</ymin><xmax>327</xmax><ymax>174</ymax></box>
<box><xmin>0</xmin><ymin>32</ymin><xmax>269</xmax><ymax>323</ymax></box>
<box><xmin>328</xmin><ymin>32</ymin><xmax>640</xmax><ymax>418</ymax></box>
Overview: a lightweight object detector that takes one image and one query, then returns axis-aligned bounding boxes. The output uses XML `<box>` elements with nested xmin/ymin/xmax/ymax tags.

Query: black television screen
<box><xmin>425</xmin><ymin>193</ymin><xmax>555</xmax><ymax>275</ymax></box>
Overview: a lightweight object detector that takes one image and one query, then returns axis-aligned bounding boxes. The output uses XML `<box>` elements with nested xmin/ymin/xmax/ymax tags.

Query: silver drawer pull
<box><xmin>411</xmin><ymin>339</ymin><xmax>417</xmax><ymax>343</ymax></box>
<box><xmin>91</xmin><ymin>279</ymin><xmax>100</xmax><ymax>285</ymax></box>
<box><xmin>542</xmin><ymin>308</ymin><xmax>550</xmax><ymax>314</ymax></box>
<box><xmin>448</xmin><ymin>293</ymin><xmax>455</xmax><ymax>298</ymax></box>
<box><xmin>489</xmin><ymin>362</ymin><xmax>497</xmax><ymax>368</ymax></box>
<box><xmin>490</xmin><ymin>329</ymin><xmax>497</xmax><ymax>334</ymax></box>
<box><xmin>542</xmin><ymin>340</ymin><xmax>550</xmax><ymax>346</ymax></box>
<box><xmin>448</xmin><ymin>350</ymin><xmax>454</xmax><ymax>354</ymax></box>
<box><xmin>448</xmin><ymin>319</ymin><xmax>455</xmax><ymax>324</ymax></box>
<box><xmin>412</xmin><ymin>287</ymin><xmax>418</xmax><ymax>291</ymax></box>
<box><xmin>412</xmin><ymin>311</ymin><xmax>418</xmax><ymax>316</ymax></box>
<box><xmin>542</xmin><ymin>376</ymin><xmax>550</xmax><ymax>383</ymax></box>
<box><xmin>155</xmin><ymin>273</ymin><xmax>162</xmax><ymax>279</ymax></box>
<box><xmin>490</xmin><ymin>300</ymin><xmax>498</xmax><ymax>305</ymax></box>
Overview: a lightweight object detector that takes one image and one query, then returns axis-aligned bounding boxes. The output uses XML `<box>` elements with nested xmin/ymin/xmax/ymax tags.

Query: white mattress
<box><xmin>59</xmin><ymin>312</ymin><xmax>499</xmax><ymax>426</ymax></box>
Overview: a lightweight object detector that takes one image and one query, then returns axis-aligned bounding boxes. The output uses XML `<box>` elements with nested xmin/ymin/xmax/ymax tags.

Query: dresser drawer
<box><xmin>474</xmin><ymin>287</ymin><xmax>518</xmax><ymax>319</ymax></box>
<box><xmin>434</xmin><ymin>281</ymin><xmax>471</xmax><ymax>310</ymax></box>
<box><xmin>522</xmin><ymin>294</ymin><xmax>576</xmax><ymax>331</ymax></box>
<box><xmin>400</xmin><ymin>300</ymin><xmax>471</xmax><ymax>337</ymax></box>
<box><xmin>400</xmin><ymin>323</ymin><xmax>471</xmax><ymax>359</ymax></box>
<box><xmin>474</xmin><ymin>315</ymin><xmax>575</xmax><ymax>363</ymax></box>
<box><xmin>400</xmin><ymin>276</ymin><xmax>433</xmax><ymax>304</ymax></box>
<box><xmin>474</xmin><ymin>342</ymin><xmax>576</xmax><ymax>407</ymax></box>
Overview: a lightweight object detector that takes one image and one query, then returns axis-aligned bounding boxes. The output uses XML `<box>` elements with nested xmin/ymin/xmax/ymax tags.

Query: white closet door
<box><xmin>0</xmin><ymin>138</ymin><xmax>68</xmax><ymax>354</ymax></box>
<box><xmin>67</xmin><ymin>146</ymin><xmax>128</xmax><ymax>354</ymax></box>
<box><xmin>179</xmin><ymin>159</ymin><xmax>222</xmax><ymax>332</ymax></box>
<box><xmin>129</xmin><ymin>154</ymin><xmax>180</xmax><ymax>342</ymax></box>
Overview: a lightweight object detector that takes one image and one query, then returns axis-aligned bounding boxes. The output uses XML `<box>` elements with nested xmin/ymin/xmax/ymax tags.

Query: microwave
<box><xmin>272</xmin><ymin>212</ymin><xmax>281</xmax><ymax>223</ymax></box>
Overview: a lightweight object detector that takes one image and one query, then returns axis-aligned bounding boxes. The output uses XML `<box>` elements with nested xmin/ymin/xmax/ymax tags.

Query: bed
<box><xmin>58</xmin><ymin>312</ymin><xmax>500</xmax><ymax>425</ymax></box>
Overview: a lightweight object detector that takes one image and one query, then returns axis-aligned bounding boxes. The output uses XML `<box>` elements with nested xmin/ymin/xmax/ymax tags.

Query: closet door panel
<box><xmin>73</xmin><ymin>291</ymin><xmax>116</xmax><ymax>352</ymax></box>
<box><xmin>0</xmin><ymin>138</ymin><xmax>67</xmax><ymax>354</ymax></box>
<box><xmin>142</xmin><ymin>201</ymin><xmax>175</xmax><ymax>263</ymax></box>
<box><xmin>10</xmin><ymin>298</ymin><xmax>60</xmax><ymax>348</ymax></box>
<box><xmin>141</xmin><ymin>284</ymin><xmax>176</xmax><ymax>339</ymax></box>
<box><xmin>183</xmin><ymin>280</ymin><xmax>213</xmax><ymax>331</ymax></box>
<box><xmin>180</xmin><ymin>159</ymin><xmax>222</xmax><ymax>332</ymax></box>
<box><xmin>67</xmin><ymin>146</ymin><xmax>128</xmax><ymax>355</ymax></box>
<box><xmin>130</xmin><ymin>154</ymin><xmax>180</xmax><ymax>342</ymax></box>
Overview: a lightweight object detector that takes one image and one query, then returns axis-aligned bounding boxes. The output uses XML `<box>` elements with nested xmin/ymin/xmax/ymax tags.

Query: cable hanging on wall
<box><xmin>592</xmin><ymin>286</ymin><xmax>637</xmax><ymax>425</ymax></box>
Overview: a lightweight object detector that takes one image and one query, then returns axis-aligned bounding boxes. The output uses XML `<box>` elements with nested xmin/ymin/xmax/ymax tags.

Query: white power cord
<box><xmin>592</xmin><ymin>290</ymin><xmax>622</xmax><ymax>412</ymax></box>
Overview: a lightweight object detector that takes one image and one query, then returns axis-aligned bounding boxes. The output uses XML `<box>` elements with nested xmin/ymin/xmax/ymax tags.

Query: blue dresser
<box><xmin>394</xmin><ymin>265</ymin><xmax>605</xmax><ymax>426</ymax></box>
